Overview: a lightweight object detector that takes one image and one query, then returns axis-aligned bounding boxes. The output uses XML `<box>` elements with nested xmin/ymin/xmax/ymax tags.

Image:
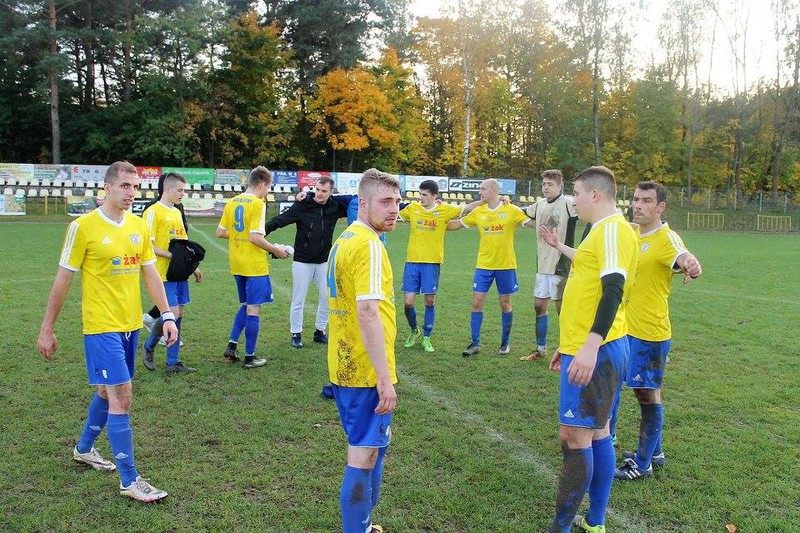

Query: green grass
<box><xmin>0</xmin><ymin>218</ymin><xmax>798</xmax><ymax>532</ymax></box>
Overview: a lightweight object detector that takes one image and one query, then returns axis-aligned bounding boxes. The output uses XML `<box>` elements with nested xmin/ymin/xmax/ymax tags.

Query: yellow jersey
<box><xmin>399</xmin><ymin>202</ymin><xmax>463</xmax><ymax>264</ymax></box>
<box><xmin>628</xmin><ymin>223</ymin><xmax>687</xmax><ymax>341</ymax></box>
<box><xmin>460</xmin><ymin>203</ymin><xmax>530</xmax><ymax>270</ymax></box>
<box><xmin>142</xmin><ymin>201</ymin><xmax>187</xmax><ymax>281</ymax></box>
<box><xmin>218</xmin><ymin>193</ymin><xmax>269</xmax><ymax>276</ymax></box>
<box><xmin>59</xmin><ymin>209</ymin><xmax>156</xmax><ymax>335</ymax></box>
<box><xmin>559</xmin><ymin>213</ymin><xmax>639</xmax><ymax>354</ymax></box>
<box><xmin>327</xmin><ymin>222</ymin><xmax>397</xmax><ymax>387</ymax></box>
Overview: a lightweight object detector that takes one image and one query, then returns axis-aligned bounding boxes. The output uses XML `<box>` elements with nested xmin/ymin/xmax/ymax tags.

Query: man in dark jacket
<box><xmin>265</xmin><ymin>176</ymin><xmax>354</xmax><ymax>348</ymax></box>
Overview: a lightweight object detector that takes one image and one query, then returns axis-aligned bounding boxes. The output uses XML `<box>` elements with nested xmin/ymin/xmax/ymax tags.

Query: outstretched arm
<box><xmin>539</xmin><ymin>225</ymin><xmax>576</xmax><ymax>260</ymax></box>
<box><xmin>447</xmin><ymin>219</ymin><xmax>466</xmax><ymax>231</ymax></box>
<box><xmin>675</xmin><ymin>251</ymin><xmax>702</xmax><ymax>284</ymax></box>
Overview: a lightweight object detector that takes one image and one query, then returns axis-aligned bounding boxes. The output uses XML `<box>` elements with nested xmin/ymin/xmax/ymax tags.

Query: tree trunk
<box><xmin>123</xmin><ymin>0</ymin><xmax>133</xmax><ymax>102</ymax></box>
<box><xmin>48</xmin><ymin>0</ymin><xmax>60</xmax><ymax>164</ymax></box>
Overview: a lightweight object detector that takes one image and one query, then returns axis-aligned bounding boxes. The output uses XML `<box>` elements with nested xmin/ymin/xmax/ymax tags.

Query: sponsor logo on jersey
<box><xmin>641</xmin><ymin>242</ymin><xmax>650</xmax><ymax>252</ymax></box>
<box><xmin>130</xmin><ymin>233</ymin><xmax>141</xmax><ymax>244</ymax></box>
<box><xmin>102</xmin><ymin>236</ymin><xmax>112</xmax><ymax>245</ymax></box>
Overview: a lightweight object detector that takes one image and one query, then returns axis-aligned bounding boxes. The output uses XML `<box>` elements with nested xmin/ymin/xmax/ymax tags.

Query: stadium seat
<box><xmin>27</xmin><ymin>189</ymin><xmax>38</xmax><ymax>197</ymax></box>
<box><xmin>15</xmin><ymin>188</ymin><xmax>24</xmax><ymax>197</ymax></box>
<box><xmin>29</xmin><ymin>179</ymin><xmax>40</xmax><ymax>187</ymax></box>
<box><xmin>191</xmin><ymin>192</ymin><xmax>200</xmax><ymax>199</ymax></box>
<box><xmin>64</xmin><ymin>180</ymin><xmax>74</xmax><ymax>187</ymax></box>
<box><xmin>0</xmin><ymin>178</ymin><xmax>4</xmax><ymax>186</ymax></box>
<box><xmin>64</xmin><ymin>189</ymin><xmax>73</xmax><ymax>197</ymax></box>
<box><xmin>203</xmin><ymin>193</ymin><xmax>212</xmax><ymax>199</ymax></box>
<box><xmin>193</xmin><ymin>183</ymin><xmax>202</xmax><ymax>191</ymax></box>
<box><xmin>233</xmin><ymin>184</ymin><xmax>243</xmax><ymax>192</ymax></box>
<box><xmin>84</xmin><ymin>189</ymin><xmax>94</xmax><ymax>197</ymax></box>
<box><xmin>223</xmin><ymin>184</ymin><xmax>233</xmax><ymax>192</ymax></box>
<box><xmin>53</xmin><ymin>180</ymin><xmax>64</xmax><ymax>187</ymax></box>
<box><xmin>213</xmin><ymin>184</ymin><xmax>223</xmax><ymax>192</ymax></box>
<box><xmin>145</xmin><ymin>191</ymin><xmax>155</xmax><ymax>199</ymax></box>
<box><xmin>2</xmin><ymin>187</ymin><xmax>11</xmax><ymax>195</ymax></box>
<box><xmin>456</xmin><ymin>193</ymin><xmax>465</xmax><ymax>200</ymax></box>
<box><xmin>6</xmin><ymin>179</ymin><xmax>17</xmax><ymax>186</ymax></box>
<box><xmin>39</xmin><ymin>188</ymin><xmax>49</xmax><ymax>197</ymax></box>
<box><xmin>266</xmin><ymin>194</ymin><xmax>276</xmax><ymax>202</ymax></box>
<box><xmin>74</xmin><ymin>180</ymin><xmax>85</xmax><ymax>188</ymax></box>
<box><xmin>624</xmin><ymin>200</ymin><xmax>630</xmax><ymax>207</ymax></box>
<box><xmin>97</xmin><ymin>190</ymin><xmax>105</xmax><ymax>199</ymax></box>
<box><xmin>41</xmin><ymin>178</ymin><xmax>51</xmax><ymax>187</ymax></box>
<box><xmin>214</xmin><ymin>193</ymin><xmax>223</xmax><ymax>200</ymax></box>
<box><xmin>287</xmin><ymin>195</ymin><xmax>296</xmax><ymax>201</ymax></box>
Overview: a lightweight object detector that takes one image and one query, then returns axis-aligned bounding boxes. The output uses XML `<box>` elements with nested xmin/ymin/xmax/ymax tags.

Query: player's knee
<box><xmin>634</xmin><ymin>388</ymin><xmax>659</xmax><ymax>404</ymax></box>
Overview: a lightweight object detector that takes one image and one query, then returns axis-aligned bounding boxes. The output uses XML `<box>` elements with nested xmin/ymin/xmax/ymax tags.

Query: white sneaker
<box><xmin>120</xmin><ymin>476</ymin><xmax>168</xmax><ymax>502</ymax></box>
<box><xmin>142</xmin><ymin>313</ymin><xmax>156</xmax><ymax>333</ymax></box>
<box><xmin>73</xmin><ymin>446</ymin><xmax>116</xmax><ymax>471</ymax></box>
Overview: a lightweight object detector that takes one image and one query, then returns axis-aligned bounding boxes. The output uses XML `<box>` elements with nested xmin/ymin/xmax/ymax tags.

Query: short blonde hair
<box><xmin>104</xmin><ymin>161</ymin><xmax>137</xmax><ymax>184</ymax></box>
<box><xmin>248</xmin><ymin>166</ymin><xmax>273</xmax><ymax>187</ymax></box>
<box><xmin>358</xmin><ymin>168</ymin><xmax>400</xmax><ymax>199</ymax></box>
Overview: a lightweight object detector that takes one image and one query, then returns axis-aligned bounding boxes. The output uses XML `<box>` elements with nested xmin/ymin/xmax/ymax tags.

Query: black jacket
<box><xmin>166</xmin><ymin>239</ymin><xmax>206</xmax><ymax>281</ymax></box>
<box><xmin>264</xmin><ymin>194</ymin><xmax>354</xmax><ymax>264</ymax></box>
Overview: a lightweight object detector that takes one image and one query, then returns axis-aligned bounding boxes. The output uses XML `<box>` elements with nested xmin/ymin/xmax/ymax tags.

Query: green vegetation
<box><xmin>0</xmin><ymin>219</ymin><xmax>797</xmax><ymax>531</ymax></box>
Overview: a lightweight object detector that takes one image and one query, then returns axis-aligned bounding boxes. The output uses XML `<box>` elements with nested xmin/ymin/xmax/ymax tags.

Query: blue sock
<box><xmin>423</xmin><ymin>305</ymin><xmax>435</xmax><ymax>337</ymax></box>
<box><xmin>230</xmin><ymin>305</ymin><xmax>247</xmax><ymax>343</ymax></box>
<box><xmin>536</xmin><ymin>315</ymin><xmax>549</xmax><ymax>347</ymax></box>
<box><xmin>653</xmin><ymin>435</ymin><xmax>663</xmax><ymax>456</ymax></box>
<box><xmin>340</xmin><ymin>465</ymin><xmax>373</xmax><ymax>533</ymax></box>
<box><xmin>106</xmin><ymin>414</ymin><xmax>139</xmax><ymax>487</ymax></box>
<box><xmin>245</xmin><ymin>315</ymin><xmax>260</xmax><ymax>355</ymax></box>
<box><xmin>470</xmin><ymin>311</ymin><xmax>483</xmax><ymax>345</ymax></box>
<box><xmin>637</xmin><ymin>403</ymin><xmax>664</xmax><ymax>468</ymax></box>
<box><xmin>501</xmin><ymin>310</ymin><xmax>513</xmax><ymax>345</ymax></box>
<box><xmin>552</xmin><ymin>446</ymin><xmax>593</xmax><ymax>532</ymax></box>
<box><xmin>144</xmin><ymin>317</ymin><xmax>163</xmax><ymax>351</ymax></box>
<box><xmin>404</xmin><ymin>305</ymin><xmax>417</xmax><ymax>330</ymax></box>
<box><xmin>371</xmin><ymin>446</ymin><xmax>388</xmax><ymax>507</ymax></box>
<box><xmin>76</xmin><ymin>393</ymin><xmax>109</xmax><ymax>454</ymax></box>
<box><xmin>609</xmin><ymin>389</ymin><xmax>621</xmax><ymax>440</ymax></box>
<box><xmin>166</xmin><ymin>317</ymin><xmax>182</xmax><ymax>365</ymax></box>
<box><xmin>587</xmin><ymin>435</ymin><xmax>615</xmax><ymax>527</ymax></box>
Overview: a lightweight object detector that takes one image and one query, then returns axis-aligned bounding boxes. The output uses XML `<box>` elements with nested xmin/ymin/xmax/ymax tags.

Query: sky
<box><xmin>408</xmin><ymin>0</ymin><xmax>784</xmax><ymax>95</ymax></box>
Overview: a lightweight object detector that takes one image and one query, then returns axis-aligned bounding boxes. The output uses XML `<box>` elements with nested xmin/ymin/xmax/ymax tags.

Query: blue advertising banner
<box><xmin>272</xmin><ymin>170</ymin><xmax>299</xmax><ymax>185</ymax></box>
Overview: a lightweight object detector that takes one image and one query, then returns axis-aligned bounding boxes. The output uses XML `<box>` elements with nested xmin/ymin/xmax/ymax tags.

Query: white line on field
<box><xmin>396</xmin><ymin>370</ymin><xmax>654</xmax><ymax>532</ymax></box>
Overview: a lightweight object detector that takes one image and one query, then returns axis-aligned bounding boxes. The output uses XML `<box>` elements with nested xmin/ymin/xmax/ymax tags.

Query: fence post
<box><xmin>733</xmin><ymin>191</ymin><xmax>737</xmax><ymax>210</ymax></box>
<box><xmin>707</xmin><ymin>188</ymin><xmax>711</xmax><ymax>210</ymax></box>
<box><xmin>759</xmin><ymin>191</ymin><xmax>763</xmax><ymax>214</ymax></box>
<box><xmin>784</xmin><ymin>194</ymin><xmax>788</xmax><ymax>214</ymax></box>
<box><xmin>680</xmin><ymin>188</ymin><xmax>684</xmax><ymax>208</ymax></box>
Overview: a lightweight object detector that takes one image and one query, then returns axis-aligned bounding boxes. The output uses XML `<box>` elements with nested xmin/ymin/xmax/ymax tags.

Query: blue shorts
<box><xmin>164</xmin><ymin>280</ymin><xmax>190</xmax><ymax>307</ymax></box>
<box><xmin>234</xmin><ymin>275</ymin><xmax>273</xmax><ymax>305</ymax></box>
<box><xmin>472</xmin><ymin>268</ymin><xmax>519</xmax><ymax>295</ymax></box>
<box><xmin>625</xmin><ymin>335</ymin><xmax>671</xmax><ymax>389</ymax></box>
<box><xmin>84</xmin><ymin>331</ymin><xmax>139</xmax><ymax>386</ymax></box>
<box><xmin>559</xmin><ymin>336</ymin><xmax>628</xmax><ymax>429</ymax></box>
<box><xmin>332</xmin><ymin>385</ymin><xmax>392</xmax><ymax>448</ymax></box>
<box><xmin>402</xmin><ymin>262</ymin><xmax>441</xmax><ymax>294</ymax></box>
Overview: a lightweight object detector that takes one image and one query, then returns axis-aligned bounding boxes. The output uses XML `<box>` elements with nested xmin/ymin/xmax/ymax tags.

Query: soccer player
<box><xmin>539</xmin><ymin>166</ymin><xmax>638</xmax><ymax>533</ymax></box>
<box><xmin>519</xmin><ymin>169</ymin><xmax>578</xmax><ymax>362</ymax></box>
<box><xmin>399</xmin><ymin>180</ymin><xmax>482</xmax><ymax>353</ymax></box>
<box><xmin>327</xmin><ymin>168</ymin><xmax>400</xmax><ymax>533</ymax></box>
<box><xmin>141</xmin><ymin>172</ymin><xmax>188</xmax><ymax>345</ymax></box>
<box><xmin>37</xmin><ymin>160</ymin><xmax>177</xmax><ymax>502</ymax></box>
<box><xmin>265</xmin><ymin>176</ymin><xmax>353</xmax><ymax>349</ymax></box>
<box><xmin>140</xmin><ymin>172</ymin><xmax>202</xmax><ymax>373</ymax></box>
<box><xmin>613</xmin><ymin>181</ymin><xmax>702</xmax><ymax>481</ymax></box>
<box><xmin>216</xmin><ymin>166</ymin><xmax>289</xmax><ymax>369</ymax></box>
<box><xmin>446</xmin><ymin>178</ymin><xmax>535</xmax><ymax>356</ymax></box>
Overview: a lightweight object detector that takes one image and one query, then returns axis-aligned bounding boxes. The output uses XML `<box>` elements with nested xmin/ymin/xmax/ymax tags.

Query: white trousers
<box><xmin>290</xmin><ymin>261</ymin><xmax>329</xmax><ymax>334</ymax></box>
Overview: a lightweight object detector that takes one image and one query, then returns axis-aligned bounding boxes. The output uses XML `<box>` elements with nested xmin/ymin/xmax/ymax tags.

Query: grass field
<box><xmin>0</xmin><ymin>217</ymin><xmax>798</xmax><ymax>532</ymax></box>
